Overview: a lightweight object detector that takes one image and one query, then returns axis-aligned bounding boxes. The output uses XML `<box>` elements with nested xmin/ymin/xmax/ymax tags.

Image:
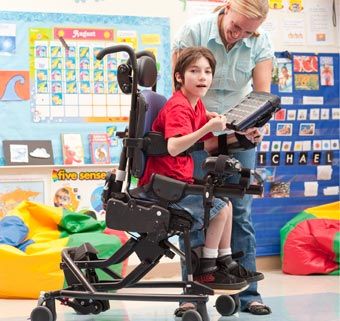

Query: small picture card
<box><xmin>332</xmin><ymin>108</ymin><xmax>340</xmax><ymax>120</ymax></box>
<box><xmin>320</xmin><ymin>56</ymin><xmax>334</xmax><ymax>86</ymax></box>
<box><xmin>271</xmin><ymin>141</ymin><xmax>282</xmax><ymax>151</ymax></box>
<box><xmin>255</xmin><ymin>167</ymin><xmax>276</xmax><ymax>182</ymax></box>
<box><xmin>294</xmin><ymin>141</ymin><xmax>303</xmax><ymax>151</ymax></box>
<box><xmin>317</xmin><ymin>165</ymin><xmax>333</xmax><ymax>180</ymax></box>
<box><xmin>313</xmin><ymin>140</ymin><xmax>322</xmax><ymax>151</ymax></box>
<box><xmin>262</xmin><ymin>123</ymin><xmax>271</xmax><ymax>136</ymax></box>
<box><xmin>287</xmin><ymin>110</ymin><xmax>296</xmax><ymax>120</ymax></box>
<box><xmin>304</xmin><ymin>181</ymin><xmax>318</xmax><ymax>197</ymax></box>
<box><xmin>282</xmin><ymin>141</ymin><xmax>292</xmax><ymax>151</ymax></box>
<box><xmin>330</xmin><ymin>139</ymin><xmax>339</xmax><ymax>150</ymax></box>
<box><xmin>293</xmin><ymin>55</ymin><xmax>318</xmax><ymax>73</ymax></box>
<box><xmin>297</xmin><ymin>109</ymin><xmax>307</xmax><ymax>120</ymax></box>
<box><xmin>276</xmin><ymin>123</ymin><xmax>293</xmax><ymax>136</ymax></box>
<box><xmin>278</xmin><ymin>61</ymin><xmax>293</xmax><ymax>93</ymax></box>
<box><xmin>89</xmin><ymin>133</ymin><xmax>111</xmax><ymax>164</ymax></box>
<box><xmin>9</xmin><ymin>144</ymin><xmax>28</xmax><ymax>163</ymax></box>
<box><xmin>280</xmin><ymin>96</ymin><xmax>294</xmax><ymax>105</ymax></box>
<box><xmin>274</xmin><ymin>108</ymin><xmax>286</xmax><ymax>121</ymax></box>
<box><xmin>302</xmin><ymin>141</ymin><xmax>312</xmax><ymax>151</ymax></box>
<box><xmin>299</xmin><ymin>123</ymin><xmax>315</xmax><ymax>136</ymax></box>
<box><xmin>320</xmin><ymin>108</ymin><xmax>330</xmax><ymax>120</ymax></box>
<box><xmin>260</xmin><ymin>141</ymin><xmax>270</xmax><ymax>152</ymax></box>
<box><xmin>61</xmin><ymin>133</ymin><xmax>84</xmax><ymax>165</ymax></box>
<box><xmin>270</xmin><ymin>181</ymin><xmax>290</xmax><ymax>198</ymax></box>
<box><xmin>309</xmin><ymin>108</ymin><xmax>320</xmax><ymax>120</ymax></box>
<box><xmin>322</xmin><ymin>140</ymin><xmax>331</xmax><ymax>150</ymax></box>
<box><xmin>294</xmin><ymin>74</ymin><xmax>319</xmax><ymax>91</ymax></box>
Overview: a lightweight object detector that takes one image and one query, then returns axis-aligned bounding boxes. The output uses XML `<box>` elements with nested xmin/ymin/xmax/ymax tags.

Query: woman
<box><xmin>172</xmin><ymin>0</ymin><xmax>274</xmax><ymax>315</ymax></box>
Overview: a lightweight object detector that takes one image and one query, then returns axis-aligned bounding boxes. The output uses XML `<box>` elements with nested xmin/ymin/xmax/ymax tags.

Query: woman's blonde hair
<box><xmin>214</xmin><ymin>0</ymin><xmax>269</xmax><ymax>20</ymax></box>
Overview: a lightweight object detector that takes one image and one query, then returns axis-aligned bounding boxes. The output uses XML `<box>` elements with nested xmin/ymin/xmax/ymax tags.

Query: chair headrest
<box><xmin>117</xmin><ymin>53</ymin><xmax>157</xmax><ymax>94</ymax></box>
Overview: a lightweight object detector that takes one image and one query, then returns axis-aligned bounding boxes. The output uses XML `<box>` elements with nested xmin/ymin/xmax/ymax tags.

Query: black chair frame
<box><xmin>30</xmin><ymin>45</ymin><xmax>265</xmax><ymax>321</ymax></box>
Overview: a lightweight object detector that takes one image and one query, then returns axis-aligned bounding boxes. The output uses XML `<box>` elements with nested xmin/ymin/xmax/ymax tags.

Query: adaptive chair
<box><xmin>30</xmin><ymin>45</ymin><xmax>272</xmax><ymax>321</ymax></box>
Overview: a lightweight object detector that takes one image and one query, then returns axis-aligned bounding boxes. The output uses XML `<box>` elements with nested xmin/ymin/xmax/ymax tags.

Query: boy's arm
<box><xmin>168</xmin><ymin>115</ymin><xmax>227</xmax><ymax>157</ymax></box>
<box><xmin>204</xmin><ymin>129</ymin><xmax>261</xmax><ymax>154</ymax></box>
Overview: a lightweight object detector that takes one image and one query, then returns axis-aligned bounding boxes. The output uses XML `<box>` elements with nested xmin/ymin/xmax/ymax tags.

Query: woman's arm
<box><xmin>252</xmin><ymin>59</ymin><xmax>273</xmax><ymax>92</ymax></box>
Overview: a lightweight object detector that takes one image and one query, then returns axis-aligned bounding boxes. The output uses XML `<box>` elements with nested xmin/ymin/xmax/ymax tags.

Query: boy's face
<box><xmin>176</xmin><ymin>56</ymin><xmax>213</xmax><ymax>104</ymax></box>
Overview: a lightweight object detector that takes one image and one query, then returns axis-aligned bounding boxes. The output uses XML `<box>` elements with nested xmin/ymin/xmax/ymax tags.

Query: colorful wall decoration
<box><xmin>253</xmin><ymin>51</ymin><xmax>339</xmax><ymax>256</ymax></box>
<box><xmin>0</xmin><ymin>11</ymin><xmax>170</xmax><ymax>165</ymax></box>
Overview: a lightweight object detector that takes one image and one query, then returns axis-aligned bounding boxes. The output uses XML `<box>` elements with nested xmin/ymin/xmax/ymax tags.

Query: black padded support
<box><xmin>143</xmin><ymin>132</ymin><xmax>169</xmax><ymax>155</ymax></box>
<box><xmin>218</xmin><ymin>134</ymin><xmax>228</xmax><ymax>155</ymax></box>
<box><xmin>151</xmin><ymin>174</ymin><xmax>187</xmax><ymax>202</ymax></box>
<box><xmin>214</xmin><ymin>155</ymin><xmax>230</xmax><ymax>174</ymax></box>
<box><xmin>106</xmin><ymin>198</ymin><xmax>170</xmax><ymax>233</ymax></box>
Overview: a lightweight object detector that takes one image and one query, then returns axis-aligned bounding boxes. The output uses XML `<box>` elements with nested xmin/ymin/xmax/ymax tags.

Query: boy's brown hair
<box><xmin>174</xmin><ymin>46</ymin><xmax>216</xmax><ymax>91</ymax></box>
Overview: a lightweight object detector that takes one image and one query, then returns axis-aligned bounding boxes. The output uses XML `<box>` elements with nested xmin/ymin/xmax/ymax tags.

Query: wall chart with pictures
<box><xmin>253</xmin><ymin>51</ymin><xmax>339</xmax><ymax>256</ymax></box>
<box><xmin>0</xmin><ymin>11</ymin><xmax>170</xmax><ymax>165</ymax></box>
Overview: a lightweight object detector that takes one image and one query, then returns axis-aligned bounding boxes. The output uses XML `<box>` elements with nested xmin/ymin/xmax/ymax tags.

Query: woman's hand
<box><xmin>237</xmin><ymin>127</ymin><xmax>263</xmax><ymax>144</ymax></box>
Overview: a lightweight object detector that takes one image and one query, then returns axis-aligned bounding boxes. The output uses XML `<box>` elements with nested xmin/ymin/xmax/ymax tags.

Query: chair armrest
<box><xmin>151</xmin><ymin>174</ymin><xmax>187</xmax><ymax>202</ymax></box>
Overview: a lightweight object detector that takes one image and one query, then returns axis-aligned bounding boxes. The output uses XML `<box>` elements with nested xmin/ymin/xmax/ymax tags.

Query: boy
<box><xmin>138</xmin><ymin>47</ymin><xmax>262</xmax><ymax>309</ymax></box>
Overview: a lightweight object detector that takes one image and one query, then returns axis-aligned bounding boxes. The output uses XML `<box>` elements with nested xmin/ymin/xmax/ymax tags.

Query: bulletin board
<box><xmin>0</xmin><ymin>11</ymin><xmax>171</xmax><ymax>165</ymax></box>
<box><xmin>253</xmin><ymin>51</ymin><xmax>339</xmax><ymax>256</ymax></box>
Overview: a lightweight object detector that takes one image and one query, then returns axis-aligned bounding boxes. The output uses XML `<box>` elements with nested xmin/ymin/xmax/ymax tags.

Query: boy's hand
<box><xmin>237</xmin><ymin>127</ymin><xmax>263</xmax><ymax>144</ymax></box>
<box><xmin>207</xmin><ymin>114</ymin><xmax>227</xmax><ymax>132</ymax></box>
<box><xmin>206</xmin><ymin>111</ymin><xmax>220</xmax><ymax>120</ymax></box>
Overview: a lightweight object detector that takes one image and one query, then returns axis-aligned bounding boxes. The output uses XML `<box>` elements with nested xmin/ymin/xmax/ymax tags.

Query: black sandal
<box><xmin>245</xmin><ymin>304</ymin><xmax>272</xmax><ymax>315</ymax></box>
<box><xmin>174</xmin><ymin>305</ymin><xmax>196</xmax><ymax>317</ymax></box>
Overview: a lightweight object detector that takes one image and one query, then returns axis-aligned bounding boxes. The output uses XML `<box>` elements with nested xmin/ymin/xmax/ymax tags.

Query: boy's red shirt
<box><xmin>138</xmin><ymin>90</ymin><xmax>213</xmax><ymax>186</ymax></box>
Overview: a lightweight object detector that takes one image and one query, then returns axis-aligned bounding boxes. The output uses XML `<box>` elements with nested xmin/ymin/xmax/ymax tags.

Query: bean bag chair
<box><xmin>280</xmin><ymin>201</ymin><xmax>339</xmax><ymax>275</ymax></box>
<box><xmin>0</xmin><ymin>201</ymin><xmax>127</xmax><ymax>298</ymax></box>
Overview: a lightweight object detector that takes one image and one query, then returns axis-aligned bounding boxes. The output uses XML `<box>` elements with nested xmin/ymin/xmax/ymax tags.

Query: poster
<box><xmin>0</xmin><ymin>180</ymin><xmax>45</xmax><ymax>218</ymax></box>
<box><xmin>50</xmin><ymin>167</ymin><xmax>113</xmax><ymax>218</ymax></box>
<box><xmin>0</xmin><ymin>11</ymin><xmax>170</xmax><ymax>166</ymax></box>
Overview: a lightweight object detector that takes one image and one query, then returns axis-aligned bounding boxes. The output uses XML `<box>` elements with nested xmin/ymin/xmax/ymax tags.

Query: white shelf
<box><xmin>0</xmin><ymin>163</ymin><xmax>117</xmax><ymax>170</ymax></box>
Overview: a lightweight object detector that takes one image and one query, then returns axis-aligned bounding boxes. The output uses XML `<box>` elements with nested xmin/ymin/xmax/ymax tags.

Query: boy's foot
<box><xmin>193</xmin><ymin>258</ymin><xmax>248</xmax><ymax>291</ymax></box>
<box><xmin>217</xmin><ymin>253</ymin><xmax>264</xmax><ymax>283</ymax></box>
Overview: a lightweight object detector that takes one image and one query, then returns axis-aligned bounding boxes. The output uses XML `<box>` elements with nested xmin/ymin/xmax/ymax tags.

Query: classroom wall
<box><xmin>2</xmin><ymin>0</ymin><xmax>339</xmax><ymax>53</ymax></box>
<box><xmin>1</xmin><ymin>0</ymin><xmax>186</xmax><ymax>43</ymax></box>
<box><xmin>1</xmin><ymin>0</ymin><xmax>339</xmax><ymax>258</ymax></box>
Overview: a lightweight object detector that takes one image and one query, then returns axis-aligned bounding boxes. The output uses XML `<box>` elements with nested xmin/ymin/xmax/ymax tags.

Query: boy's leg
<box><xmin>194</xmin><ymin>205</ymin><xmax>247</xmax><ymax>290</ymax></box>
<box><xmin>216</xmin><ymin>199</ymin><xmax>264</xmax><ymax>284</ymax></box>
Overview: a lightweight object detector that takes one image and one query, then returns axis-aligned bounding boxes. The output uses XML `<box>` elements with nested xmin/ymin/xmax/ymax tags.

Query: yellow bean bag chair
<box><xmin>0</xmin><ymin>201</ymin><xmax>125</xmax><ymax>298</ymax></box>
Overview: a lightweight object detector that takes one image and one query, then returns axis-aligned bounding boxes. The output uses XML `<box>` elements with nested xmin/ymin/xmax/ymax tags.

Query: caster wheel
<box><xmin>99</xmin><ymin>299</ymin><xmax>110</xmax><ymax>312</ymax></box>
<box><xmin>231</xmin><ymin>294</ymin><xmax>240</xmax><ymax>314</ymax></box>
<box><xmin>72</xmin><ymin>299</ymin><xmax>91</xmax><ymax>315</ymax></box>
<box><xmin>92</xmin><ymin>300</ymin><xmax>103</xmax><ymax>314</ymax></box>
<box><xmin>182</xmin><ymin>309</ymin><xmax>202</xmax><ymax>321</ymax></box>
<box><xmin>30</xmin><ymin>306</ymin><xmax>54</xmax><ymax>321</ymax></box>
<box><xmin>215</xmin><ymin>294</ymin><xmax>236</xmax><ymax>316</ymax></box>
